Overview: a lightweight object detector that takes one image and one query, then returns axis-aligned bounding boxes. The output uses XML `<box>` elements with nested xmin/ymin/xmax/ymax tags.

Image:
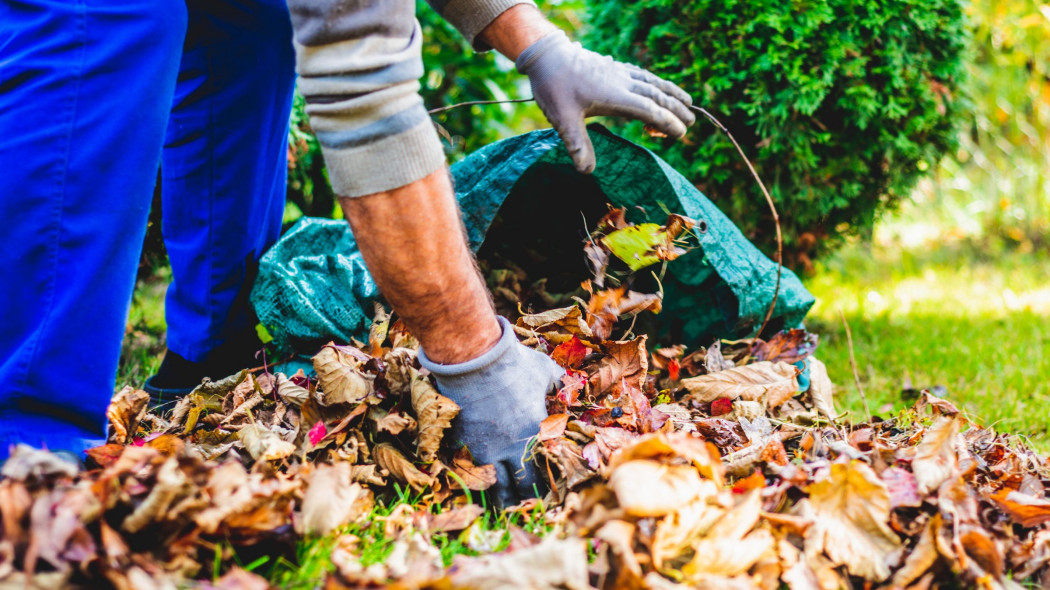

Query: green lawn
<box><xmin>805</xmin><ymin>240</ymin><xmax>1050</xmax><ymax>449</ymax></box>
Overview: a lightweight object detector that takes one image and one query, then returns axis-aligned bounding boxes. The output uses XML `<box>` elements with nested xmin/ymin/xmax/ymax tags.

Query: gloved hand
<box><xmin>517</xmin><ymin>30</ymin><xmax>696</xmax><ymax>174</ymax></box>
<box><xmin>417</xmin><ymin>316</ymin><xmax>564</xmax><ymax>509</ymax></box>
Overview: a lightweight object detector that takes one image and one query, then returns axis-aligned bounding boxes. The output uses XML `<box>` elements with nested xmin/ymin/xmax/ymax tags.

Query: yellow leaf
<box><xmin>608</xmin><ymin>460</ymin><xmax>716</xmax><ymax>517</ymax></box>
<box><xmin>802</xmin><ymin>461</ymin><xmax>902</xmax><ymax>581</ymax></box>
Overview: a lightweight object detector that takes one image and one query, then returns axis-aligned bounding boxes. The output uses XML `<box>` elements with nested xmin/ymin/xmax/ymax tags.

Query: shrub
<box><xmin>585</xmin><ymin>0</ymin><xmax>970</xmax><ymax>267</ymax></box>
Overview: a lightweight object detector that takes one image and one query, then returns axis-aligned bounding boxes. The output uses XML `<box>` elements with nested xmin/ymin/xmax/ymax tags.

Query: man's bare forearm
<box><xmin>340</xmin><ymin>170</ymin><xmax>501</xmax><ymax>365</ymax></box>
<box><xmin>476</xmin><ymin>4</ymin><xmax>558</xmax><ymax>60</ymax></box>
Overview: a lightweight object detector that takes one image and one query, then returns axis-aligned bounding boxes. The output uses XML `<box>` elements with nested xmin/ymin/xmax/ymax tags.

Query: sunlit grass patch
<box><xmin>806</xmin><ymin>239</ymin><xmax>1050</xmax><ymax>449</ymax></box>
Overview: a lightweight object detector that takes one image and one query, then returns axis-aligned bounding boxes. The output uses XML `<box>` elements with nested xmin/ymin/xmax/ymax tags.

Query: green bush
<box><xmin>585</xmin><ymin>0</ymin><xmax>970</xmax><ymax>266</ymax></box>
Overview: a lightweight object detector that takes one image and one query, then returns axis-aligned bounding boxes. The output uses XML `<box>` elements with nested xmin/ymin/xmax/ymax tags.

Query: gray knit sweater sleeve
<box><xmin>287</xmin><ymin>0</ymin><xmax>533</xmax><ymax>198</ymax></box>
<box><xmin>287</xmin><ymin>0</ymin><xmax>435</xmax><ymax>198</ymax></box>
<box><xmin>425</xmin><ymin>0</ymin><xmax>537</xmax><ymax>49</ymax></box>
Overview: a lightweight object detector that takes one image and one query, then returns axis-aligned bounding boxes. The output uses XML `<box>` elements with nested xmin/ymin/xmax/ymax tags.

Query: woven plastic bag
<box><xmin>251</xmin><ymin>125</ymin><xmax>814</xmax><ymax>355</ymax></box>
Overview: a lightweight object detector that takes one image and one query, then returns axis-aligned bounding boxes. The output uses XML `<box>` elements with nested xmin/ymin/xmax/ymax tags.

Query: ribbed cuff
<box><xmin>321</xmin><ymin>117</ymin><xmax>447</xmax><ymax>198</ymax></box>
<box><xmin>441</xmin><ymin>0</ymin><xmax>536</xmax><ymax>50</ymax></box>
<box><xmin>418</xmin><ymin>316</ymin><xmax>517</xmax><ymax>380</ymax></box>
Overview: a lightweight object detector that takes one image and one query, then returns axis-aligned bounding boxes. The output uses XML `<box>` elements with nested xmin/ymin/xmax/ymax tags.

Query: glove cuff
<box><xmin>515</xmin><ymin>29</ymin><xmax>569</xmax><ymax>75</ymax></box>
<box><xmin>418</xmin><ymin>316</ymin><xmax>519</xmax><ymax>379</ymax></box>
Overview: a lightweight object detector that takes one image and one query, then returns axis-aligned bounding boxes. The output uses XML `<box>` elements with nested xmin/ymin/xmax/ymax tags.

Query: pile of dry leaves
<box><xmin>2</xmin><ymin>209</ymin><xmax>1049</xmax><ymax>590</ymax></box>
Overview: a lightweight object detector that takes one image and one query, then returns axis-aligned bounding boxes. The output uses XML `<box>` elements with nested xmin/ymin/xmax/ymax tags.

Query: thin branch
<box><xmin>690</xmin><ymin>106</ymin><xmax>782</xmax><ymax>338</ymax></box>
<box><xmin>839</xmin><ymin>309</ymin><xmax>871</xmax><ymax>421</ymax></box>
<box><xmin>428</xmin><ymin>97</ymin><xmax>534</xmax><ymax>115</ymax></box>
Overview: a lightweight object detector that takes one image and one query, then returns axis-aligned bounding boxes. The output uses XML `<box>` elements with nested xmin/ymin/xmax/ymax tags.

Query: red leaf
<box><xmin>668</xmin><ymin>358</ymin><xmax>681</xmax><ymax>381</ymax></box>
<box><xmin>551</xmin><ymin>336</ymin><xmax>589</xmax><ymax>369</ymax></box>
<box><xmin>556</xmin><ymin>371</ymin><xmax>587</xmax><ymax>407</ymax></box>
<box><xmin>308</xmin><ymin>420</ymin><xmax>327</xmax><ymax>446</ymax></box>
<box><xmin>710</xmin><ymin>397</ymin><xmax>733</xmax><ymax>416</ymax></box>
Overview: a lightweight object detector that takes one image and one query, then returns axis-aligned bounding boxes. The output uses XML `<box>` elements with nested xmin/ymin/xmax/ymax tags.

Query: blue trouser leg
<box><xmin>162</xmin><ymin>0</ymin><xmax>296</xmax><ymax>362</ymax></box>
<box><xmin>0</xmin><ymin>0</ymin><xmax>188</xmax><ymax>457</ymax></box>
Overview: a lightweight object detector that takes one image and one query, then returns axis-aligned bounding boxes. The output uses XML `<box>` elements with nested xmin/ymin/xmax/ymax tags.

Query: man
<box><xmin>0</xmin><ymin>0</ymin><xmax>693</xmax><ymax>506</ymax></box>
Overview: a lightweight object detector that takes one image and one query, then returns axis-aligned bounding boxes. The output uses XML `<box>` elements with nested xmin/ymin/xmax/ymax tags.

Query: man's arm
<box><xmin>286</xmin><ymin>0</ymin><xmax>693</xmax><ymax>507</ymax></box>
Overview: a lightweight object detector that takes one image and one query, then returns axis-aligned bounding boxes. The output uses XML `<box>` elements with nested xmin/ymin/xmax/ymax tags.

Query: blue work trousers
<box><xmin>0</xmin><ymin>0</ymin><xmax>296</xmax><ymax>457</ymax></box>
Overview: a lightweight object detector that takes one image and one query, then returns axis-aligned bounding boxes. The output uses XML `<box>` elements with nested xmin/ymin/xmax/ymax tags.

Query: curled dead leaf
<box><xmin>239</xmin><ymin>423</ymin><xmax>296</xmax><ymax>462</ymax></box>
<box><xmin>410</xmin><ymin>369</ymin><xmax>459</xmax><ymax>463</ymax></box>
<box><xmin>313</xmin><ymin>343</ymin><xmax>374</xmax><ymax>405</ymax></box>
<box><xmin>680</xmin><ymin>361</ymin><xmax>799</xmax><ymax>407</ymax></box>
<box><xmin>374</xmin><ymin>443</ymin><xmax>433</xmax><ymax>490</ymax></box>
<box><xmin>107</xmin><ymin>386</ymin><xmax>150</xmax><ymax>444</ymax></box>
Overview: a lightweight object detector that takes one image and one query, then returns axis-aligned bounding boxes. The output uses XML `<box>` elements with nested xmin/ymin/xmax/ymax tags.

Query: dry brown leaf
<box><xmin>684</xmin><ymin>528</ymin><xmax>775</xmax><ymax>580</ymax></box>
<box><xmin>448</xmin><ymin>536</ymin><xmax>591</xmax><ymax>590</ymax></box>
<box><xmin>374</xmin><ymin>443</ymin><xmax>433</xmax><ymax>490</ymax></box>
<box><xmin>238</xmin><ymin>423</ymin><xmax>296</xmax><ymax>462</ymax></box>
<box><xmin>681</xmin><ymin>491</ymin><xmax>773</xmax><ymax>579</ymax></box>
<box><xmin>428</xmin><ymin>504</ymin><xmax>484</xmax><ymax>533</ymax></box>
<box><xmin>410</xmin><ymin>368</ymin><xmax>459</xmax><ymax>463</ymax></box>
<box><xmin>990</xmin><ymin>489</ymin><xmax>1050</xmax><ymax>528</ymax></box>
<box><xmin>375</xmin><ymin>411</ymin><xmax>418</xmax><ymax>436</ymax></box>
<box><xmin>588</xmin><ymin>337</ymin><xmax>648</xmax><ymax>394</ymax></box>
<box><xmin>912</xmin><ymin>416</ymin><xmax>960</xmax><ymax>495</ymax></box>
<box><xmin>516</xmin><ymin>305</ymin><xmax>593</xmax><ymax>338</ymax></box>
<box><xmin>652</xmin><ymin>498</ymin><xmax>724</xmax><ymax>570</ymax></box>
<box><xmin>584</xmin><ymin>285</ymin><xmax>662</xmax><ymax>341</ymax></box>
<box><xmin>106</xmin><ymin>386</ymin><xmax>150</xmax><ymax>444</ymax></box>
<box><xmin>802</xmin><ymin>461</ymin><xmax>902</xmax><ymax>582</ymax></box>
<box><xmin>275</xmin><ymin>371</ymin><xmax>310</xmax><ymax>406</ymax></box>
<box><xmin>606</xmin><ymin>432</ymin><xmax>725</xmax><ymax>486</ymax></box>
<box><xmin>449</xmin><ymin>448</ymin><xmax>498</xmax><ymax>491</ymax></box>
<box><xmin>300</xmin><ymin>463</ymin><xmax>373</xmax><ymax>536</ymax></box>
<box><xmin>891</xmin><ymin>514</ymin><xmax>942</xmax><ymax>587</ymax></box>
<box><xmin>680</xmin><ymin>361</ymin><xmax>799</xmax><ymax>407</ymax></box>
<box><xmin>538</xmin><ymin>413</ymin><xmax>570</xmax><ymax>442</ymax></box>
<box><xmin>594</xmin><ymin>519</ymin><xmax>646</xmax><ymax>590</ymax></box>
<box><xmin>805</xmin><ymin>357</ymin><xmax>836</xmax><ymax>420</ymax></box>
<box><xmin>608</xmin><ymin>459</ymin><xmax>715</xmax><ymax>517</ymax></box>
<box><xmin>1</xmin><ymin>445</ymin><xmax>79</xmax><ymax>481</ymax></box>
<box><xmin>313</xmin><ymin>343</ymin><xmax>374</xmax><ymax>405</ymax></box>
<box><xmin>122</xmin><ymin>458</ymin><xmax>190</xmax><ymax>533</ymax></box>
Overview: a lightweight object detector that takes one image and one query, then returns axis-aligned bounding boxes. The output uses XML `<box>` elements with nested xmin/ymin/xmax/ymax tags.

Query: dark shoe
<box><xmin>144</xmin><ymin>331</ymin><xmax>264</xmax><ymax>408</ymax></box>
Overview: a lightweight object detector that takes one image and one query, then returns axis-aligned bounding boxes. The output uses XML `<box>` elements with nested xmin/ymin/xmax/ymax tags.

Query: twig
<box><xmin>689</xmin><ymin>106</ymin><xmax>782</xmax><ymax>337</ymax></box>
<box><xmin>839</xmin><ymin>309</ymin><xmax>871</xmax><ymax>421</ymax></box>
<box><xmin>427</xmin><ymin>97</ymin><xmax>534</xmax><ymax>115</ymax></box>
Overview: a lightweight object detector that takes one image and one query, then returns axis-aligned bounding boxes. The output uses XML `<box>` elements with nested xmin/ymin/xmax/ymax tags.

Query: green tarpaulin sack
<box><xmin>251</xmin><ymin>125</ymin><xmax>814</xmax><ymax>356</ymax></box>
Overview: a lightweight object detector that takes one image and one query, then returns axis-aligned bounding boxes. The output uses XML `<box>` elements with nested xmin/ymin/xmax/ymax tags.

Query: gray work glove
<box><xmin>418</xmin><ymin>316</ymin><xmax>564</xmax><ymax>509</ymax></box>
<box><xmin>516</xmin><ymin>30</ymin><xmax>696</xmax><ymax>174</ymax></box>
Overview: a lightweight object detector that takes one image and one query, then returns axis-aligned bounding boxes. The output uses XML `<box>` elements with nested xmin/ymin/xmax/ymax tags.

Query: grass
<box><xmin>117</xmin><ymin>267</ymin><xmax>169</xmax><ymax>389</ymax></box>
<box><xmin>805</xmin><ymin>238</ymin><xmax>1050</xmax><ymax>450</ymax></box>
<box><xmin>264</xmin><ymin>486</ymin><xmax>554</xmax><ymax>588</ymax></box>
